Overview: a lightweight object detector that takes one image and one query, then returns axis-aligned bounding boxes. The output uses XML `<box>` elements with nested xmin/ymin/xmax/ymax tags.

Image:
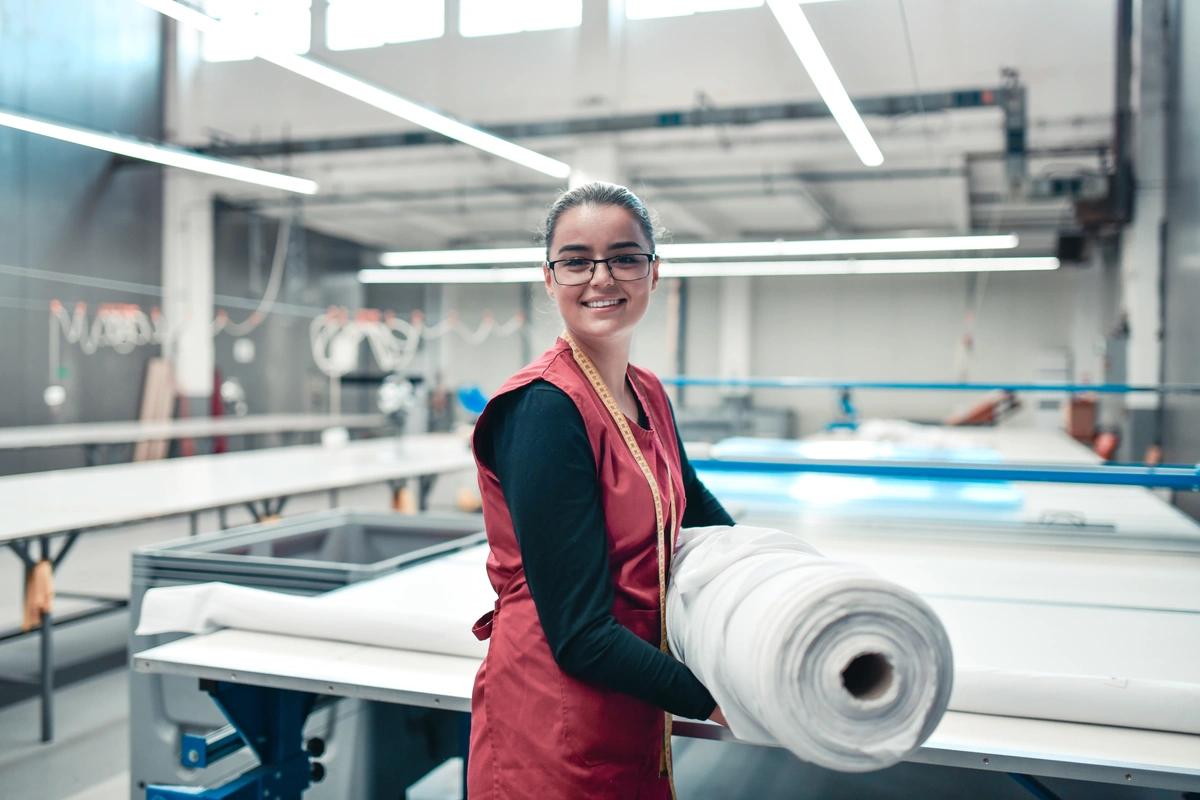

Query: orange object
<box><xmin>22</xmin><ymin>560</ymin><xmax>54</xmax><ymax>632</ymax></box>
<box><xmin>392</xmin><ymin>486</ymin><xmax>417</xmax><ymax>514</ymax></box>
<box><xmin>1066</xmin><ymin>396</ymin><xmax>1098</xmax><ymax>442</ymax></box>
<box><xmin>946</xmin><ymin>391</ymin><xmax>1021</xmax><ymax>426</ymax></box>
<box><xmin>1093</xmin><ymin>431</ymin><xmax>1120</xmax><ymax>461</ymax></box>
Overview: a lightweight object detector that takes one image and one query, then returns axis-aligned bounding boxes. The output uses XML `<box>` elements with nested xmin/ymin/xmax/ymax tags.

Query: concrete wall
<box><xmin>0</xmin><ymin>0</ymin><xmax>164</xmax><ymax>473</ymax></box>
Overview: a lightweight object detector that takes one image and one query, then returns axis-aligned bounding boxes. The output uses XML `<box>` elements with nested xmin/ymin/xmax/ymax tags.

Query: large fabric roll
<box><xmin>667</xmin><ymin>524</ymin><xmax>954</xmax><ymax>772</ymax></box>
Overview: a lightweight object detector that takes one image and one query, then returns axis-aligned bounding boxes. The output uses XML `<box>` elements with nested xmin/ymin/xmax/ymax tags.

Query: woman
<box><xmin>468</xmin><ymin>182</ymin><xmax>733</xmax><ymax>799</ymax></box>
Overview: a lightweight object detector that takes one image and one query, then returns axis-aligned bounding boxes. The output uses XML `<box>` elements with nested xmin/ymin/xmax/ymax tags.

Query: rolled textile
<box><xmin>667</xmin><ymin>524</ymin><xmax>953</xmax><ymax>772</ymax></box>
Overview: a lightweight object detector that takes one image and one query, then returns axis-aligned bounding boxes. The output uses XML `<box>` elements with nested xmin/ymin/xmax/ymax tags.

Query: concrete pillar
<box><xmin>717</xmin><ymin>276</ymin><xmax>753</xmax><ymax>400</ymax></box>
<box><xmin>161</xmin><ymin>18</ymin><xmax>215</xmax><ymax>409</ymax></box>
<box><xmin>1119</xmin><ymin>0</ymin><xmax>1170</xmax><ymax>455</ymax></box>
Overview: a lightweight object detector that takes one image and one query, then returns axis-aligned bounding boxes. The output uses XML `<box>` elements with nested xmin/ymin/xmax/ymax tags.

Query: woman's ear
<box><xmin>650</xmin><ymin>257</ymin><xmax>660</xmax><ymax>291</ymax></box>
<box><xmin>543</xmin><ymin>264</ymin><xmax>555</xmax><ymax>298</ymax></box>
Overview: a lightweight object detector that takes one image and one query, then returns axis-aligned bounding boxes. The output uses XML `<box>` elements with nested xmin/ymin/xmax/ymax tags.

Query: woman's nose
<box><xmin>589</xmin><ymin>260</ymin><xmax>616</xmax><ymax>287</ymax></box>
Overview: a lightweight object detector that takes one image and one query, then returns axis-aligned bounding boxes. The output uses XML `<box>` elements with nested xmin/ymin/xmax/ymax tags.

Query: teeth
<box><xmin>584</xmin><ymin>299</ymin><xmax>623</xmax><ymax>308</ymax></box>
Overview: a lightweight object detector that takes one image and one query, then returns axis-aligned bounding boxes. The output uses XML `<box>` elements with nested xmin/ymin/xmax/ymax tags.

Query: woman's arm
<box><xmin>483</xmin><ymin>381</ymin><xmax>717</xmax><ymax>720</ymax></box>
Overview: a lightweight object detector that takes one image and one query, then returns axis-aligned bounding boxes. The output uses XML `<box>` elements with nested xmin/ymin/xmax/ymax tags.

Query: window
<box><xmin>201</xmin><ymin>0</ymin><xmax>312</xmax><ymax>63</ymax></box>
<box><xmin>459</xmin><ymin>0</ymin><xmax>582</xmax><ymax>38</ymax></box>
<box><xmin>326</xmin><ymin>0</ymin><xmax>445</xmax><ymax>51</ymax></box>
<box><xmin>626</xmin><ymin>0</ymin><xmax>762</xmax><ymax>20</ymax></box>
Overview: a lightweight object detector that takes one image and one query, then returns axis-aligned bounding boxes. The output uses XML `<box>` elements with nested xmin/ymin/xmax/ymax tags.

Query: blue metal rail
<box><xmin>662</xmin><ymin>377</ymin><xmax>1200</xmax><ymax>394</ymax></box>
<box><xmin>691</xmin><ymin>457</ymin><xmax>1200</xmax><ymax>491</ymax></box>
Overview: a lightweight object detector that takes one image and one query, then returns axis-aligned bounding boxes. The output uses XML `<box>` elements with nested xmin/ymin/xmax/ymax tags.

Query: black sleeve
<box><xmin>484</xmin><ymin>381</ymin><xmax>716</xmax><ymax>720</ymax></box>
<box><xmin>669</xmin><ymin>400</ymin><xmax>736</xmax><ymax>528</ymax></box>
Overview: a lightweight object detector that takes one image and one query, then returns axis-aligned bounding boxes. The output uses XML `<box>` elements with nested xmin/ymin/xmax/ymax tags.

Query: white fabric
<box><xmin>937</xmin><ymin>597</ymin><xmax>1200</xmax><ymax>735</ymax></box>
<box><xmin>136</xmin><ymin>546</ymin><xmax>495</xmax><ymax>659</ymax></box>
<box><xmin>667</xmin><ymin>525</ymin><xmax>954</xmax><ymax>771</ymax></box>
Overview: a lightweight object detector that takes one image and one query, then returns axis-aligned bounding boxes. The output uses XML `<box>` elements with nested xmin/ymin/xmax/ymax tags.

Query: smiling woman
<box><xmin>466</xmin><ymin>183</ymin><xmax>735</xmax><ymax>799</ymax></box>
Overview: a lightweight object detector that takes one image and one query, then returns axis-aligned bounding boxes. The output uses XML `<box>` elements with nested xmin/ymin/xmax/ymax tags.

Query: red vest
<box><xmin>468</xmin><ymin>338</ymin><xmax>686</xmax><ymax>799</ymax></box>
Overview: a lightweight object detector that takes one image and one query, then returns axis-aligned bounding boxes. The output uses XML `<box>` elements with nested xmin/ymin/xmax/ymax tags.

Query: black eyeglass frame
<box><xmin>545</xmin><ymin>252</ymin><xmax>657</xmax><ymax>285</ymax></box>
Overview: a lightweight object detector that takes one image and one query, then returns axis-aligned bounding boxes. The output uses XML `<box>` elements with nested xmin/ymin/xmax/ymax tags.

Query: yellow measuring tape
<box><xmin>563</xmin><ymin>332</ymin><xmax>678</xmax><ymax>796</ymax></box>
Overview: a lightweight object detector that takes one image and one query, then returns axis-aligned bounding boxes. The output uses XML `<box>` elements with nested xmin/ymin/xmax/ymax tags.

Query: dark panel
<box><xmin>0</xmin><ymin>0</ymin><xmax>164</xmax><ymax>474</ymax></box>
<box><xmin>1163</xmin><ymin>0</ymin><xmax>1200</xmax><ymax>519</ymax></box>
<box><xmin>211</xmin><ymin>206</ymin><xmax>378</xmax><ymax>420</ymax></box>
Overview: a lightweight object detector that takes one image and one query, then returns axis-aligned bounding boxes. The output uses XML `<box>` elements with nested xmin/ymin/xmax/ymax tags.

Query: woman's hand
<box><xmin>709</xmin><ymin>705</ymin><xmax>728</xmax><ymax>727</ymax></box>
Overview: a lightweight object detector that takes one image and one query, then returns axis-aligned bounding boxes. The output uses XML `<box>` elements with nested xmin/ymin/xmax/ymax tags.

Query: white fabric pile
<box><xmin>667</xmin><ymin>524</ymin><xmax>954</xmax><ymax>772</ymax></box>
<box><xmin>136</xmin><ymin>546</ymin><xmax>493</xmax><ymax>659</ymax></box>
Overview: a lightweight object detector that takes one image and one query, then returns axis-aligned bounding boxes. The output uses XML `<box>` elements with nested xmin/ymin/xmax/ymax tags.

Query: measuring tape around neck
<box><xmin>562</xmin><ymin>332</ymin><xmax>678</xmax><ymax>793</ymax></box>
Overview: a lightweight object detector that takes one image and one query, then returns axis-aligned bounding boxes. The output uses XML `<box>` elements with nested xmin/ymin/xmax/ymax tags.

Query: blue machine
<box><xmin>147</xmin><ymin>682</ymin><xmax>319</xmax><ymax>800</ymax></box>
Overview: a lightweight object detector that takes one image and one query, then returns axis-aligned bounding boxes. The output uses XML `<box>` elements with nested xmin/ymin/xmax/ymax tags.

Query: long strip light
<box><xmin>358</xmin><ymin>257</ymin><xmax>1059</xmax><ymax>284</ymax></box>
<box><xmin>661</xmin><ymin>257</ymin><xmax>1060</xmax><ymax>277</ymax></box>
<box><xmin>379</xmin><ymin>234</ymin><xmax>1019</xmax><ymax>266</ymax></box>
<box><xmin>360</xmin><ymin>267</ymin><xmax>543</xmax><ymax>284</ymax></box>
<box><xmin>0</xmin><ymin>108</ymin><xmax>318</xmax><ymax>194</ymax></box>
<box><xmin>136</xmin><ymin>0</ymin><xmax>571</xmax><ymax>179</ymax></box>
<box><xmin>765</xmin><ymin>0</ymin><xmax>883</xmax><ymax>166</ymax></box>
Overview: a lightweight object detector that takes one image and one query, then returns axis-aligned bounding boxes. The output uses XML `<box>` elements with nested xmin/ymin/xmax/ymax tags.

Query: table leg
<box><xmin>38</xmin><ymin>536</ymin><xmax>53</xmax><ymax>743</ymax></box>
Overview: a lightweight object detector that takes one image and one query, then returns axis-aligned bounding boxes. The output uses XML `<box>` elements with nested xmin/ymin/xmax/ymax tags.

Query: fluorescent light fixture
<box><xmin>359</xmin><ymin>267</ymin><xmax>543</xmax><ymax>284</ymax></box>
<box><xmin>379</xmin><ymin>234</ymin><xmax>1019</xmax><ymax>266</ymax></box>
<box><xmin>359</xmin><ymin>257</ymin><xmax>1058</xmax><ymax>283</ymax></box>
<box><xmin>765</xmin><ymin>0</ymin><xmax>883</xmax><ymax>167</ymax></box>
<box><xmin>0</xmin><ymin>108</ymin><xmax>318</xmax><ymax>194</ymax></box>
<box><xmin>137</xmin><ymin>0</ymin><xmax>571</xmax><ymax>179</ymax></box>
<box><xmin>660</xmin><ymin>257</ymin><xmax>1060</xmax><ymax>277</ymax></box>
<box><xmin>661</xmin><ymin>234</ymin><xmax>1018</xmax><ymax>259</ymax></box>
<box><xmin>381</xmin><ymin>247</ymin><xmax>544</xmax><ymax>267</ymax></box>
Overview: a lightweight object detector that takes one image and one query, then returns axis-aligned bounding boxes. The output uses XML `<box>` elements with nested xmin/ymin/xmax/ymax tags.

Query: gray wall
<box><xmin>0</xmin><ymin>0</ymin><xmax>164</xmax><ymax>474</ymax></box>
<box><xmin>1164</xmin><ymin>0</ymin><xmax>1200</xmax><ymax>517</ymax></box>
<box><xmin>211</xmin><ymin>206</ymin><xmax>377</xmax><ymax>419</ymax></box>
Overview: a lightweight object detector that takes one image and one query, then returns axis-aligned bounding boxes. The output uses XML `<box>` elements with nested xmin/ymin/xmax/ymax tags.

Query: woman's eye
<box><xmin>612</xmin><ymin>256</ymin><xmax>639</xmax><ymax>266</ymax></box>
<box><xmin>562</xmin><ymin>259</ymin><xmax>591</xmax><ymax>268</ymax></box>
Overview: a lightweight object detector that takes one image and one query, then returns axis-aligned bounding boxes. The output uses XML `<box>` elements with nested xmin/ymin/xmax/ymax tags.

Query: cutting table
<box><xmin>130</xmin><ymin>425</ymin><xmax>1200</xmax><ymax>798</ymax></box>
<box><xmin>0</xmin><ymin>412</ymin><xmax>388</xmax><ymax>464</ymax></box>
<box><xmin>132</xmin><ymin>619</ymin><xmax>1200</xmax><ymax>797</ymax></box>
<box><xmin>0</xmin><ymin>434</ymin><xmax>475</xmax><ymax>743</ymax></box>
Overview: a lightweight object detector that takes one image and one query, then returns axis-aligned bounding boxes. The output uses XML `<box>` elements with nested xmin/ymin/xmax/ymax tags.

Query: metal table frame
<box><xmin>0</xmin><ymin>435</ymin><xmax>474</xmax><ymax>743</ymax></box>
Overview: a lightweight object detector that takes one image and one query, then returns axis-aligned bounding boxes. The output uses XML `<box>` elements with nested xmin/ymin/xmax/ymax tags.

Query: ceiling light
<box><xmin>378</xmin><ymin>234</ymin><xmax>1019</xmax><ymax>266</ymax></box>
<box><xmin>136</xmin><ymin>0</ymin><xmax>571</xmax><ymax>179</ymax></box>
<box><xmin>0</xmin><ymin>108</ymin><xmax>317</xmax><ymax>194</ymax></box>
<box><xmin>358</xmin><ymin>267</ymin><xmax>544</xmax><ymax>284</ymax></box>
<box><xmin>380</xmin><ymin>247</ymin><xmax>545</xmax><ymax>267</ymax></box>
<box><xmin>661</xmin><ymin>257</ymin><xmax>1059</xmax><ymax>277</ymax></box>
<box><xmin>358</xmin><ymin>257</ymin><xmax>1058</xmax><ymax>284</ymax></box>
<box><xmin>765</xmin><ymin>0</ymin><xmax>883</xmax><ymax>166</ymax></box>
<box><xmin>661</xmin><ymin>234</ymin><xmax>1018</xmax><ymax>259</ymax></box>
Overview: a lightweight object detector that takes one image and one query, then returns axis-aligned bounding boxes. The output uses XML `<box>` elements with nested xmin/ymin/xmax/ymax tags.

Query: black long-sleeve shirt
<box><xmin>477</xmin><ymin>379</ymin><xmax>734</xmax><ymax>720</ymax></box>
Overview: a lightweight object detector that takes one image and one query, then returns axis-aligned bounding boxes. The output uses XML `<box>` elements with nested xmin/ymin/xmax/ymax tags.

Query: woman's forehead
<box><xmin>551</xmin><ymin>205</ymin><xmax>648</xmax><ymax>252</ymax></box>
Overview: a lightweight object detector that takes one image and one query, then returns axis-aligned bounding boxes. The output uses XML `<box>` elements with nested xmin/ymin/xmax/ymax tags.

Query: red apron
<box><xmin>468</xmin><ymin>338</ymin><xmax>687</xmax><ymax>799</ymax></box>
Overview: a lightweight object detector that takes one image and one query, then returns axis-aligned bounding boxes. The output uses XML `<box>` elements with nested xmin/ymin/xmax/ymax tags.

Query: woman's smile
<box><xmin>581</xmin><ymin>297</ymin><xmax>628</xmax><ymax>310</ymax></box>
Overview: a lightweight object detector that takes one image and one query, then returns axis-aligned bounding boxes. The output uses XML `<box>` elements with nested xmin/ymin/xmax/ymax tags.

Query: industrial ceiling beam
<box><xmin>197</xmin><ymin>87</ymin><xmax>1019</xmax><ymax>159</ymax></box>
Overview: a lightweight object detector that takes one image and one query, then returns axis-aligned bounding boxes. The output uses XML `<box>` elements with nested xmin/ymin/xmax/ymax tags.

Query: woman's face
<box><xmin>544</xmin><ymin>203</ymin><xmax>659</xmax><ymax>347</ymax></box>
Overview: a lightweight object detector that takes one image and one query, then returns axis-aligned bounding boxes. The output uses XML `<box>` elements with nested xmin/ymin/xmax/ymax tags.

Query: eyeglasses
<box><xmin>546</xmin><ymin>253</ymin><xmax>655</xmax><ymax>286</ymax></box>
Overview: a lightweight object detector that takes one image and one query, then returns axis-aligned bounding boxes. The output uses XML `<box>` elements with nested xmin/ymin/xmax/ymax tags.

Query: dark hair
<box><xmin>542</xmin><ymin>182</ymin><xmax>657</xmax><ymax>259</ymax></box>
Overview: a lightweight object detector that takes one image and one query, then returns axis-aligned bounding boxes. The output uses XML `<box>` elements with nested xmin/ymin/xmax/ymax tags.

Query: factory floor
<box><xmin>0</xmin><ymin>480</ymin><xmax>1184</xmax><ymax>799</ymax></box>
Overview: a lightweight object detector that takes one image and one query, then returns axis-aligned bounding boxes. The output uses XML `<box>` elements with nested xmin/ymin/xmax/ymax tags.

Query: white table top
<box><xmin>133</xmin><ymin>629</ymin><xmax>1200</xmax><ymax>792</ymax></box>
<box><xmin>0</xmin><ymin>413</ymin><xmax>387</xmax><ymax>449</ymax></box>
<box><xmin>0</xmin><ymin>434</ymin><xmax>474</xmax><ymax>543</ymax></box>
<box><xmin>694</xmin><ymin>426</ymin><xmax>1200</xmax><ymax>546</ymax></box>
